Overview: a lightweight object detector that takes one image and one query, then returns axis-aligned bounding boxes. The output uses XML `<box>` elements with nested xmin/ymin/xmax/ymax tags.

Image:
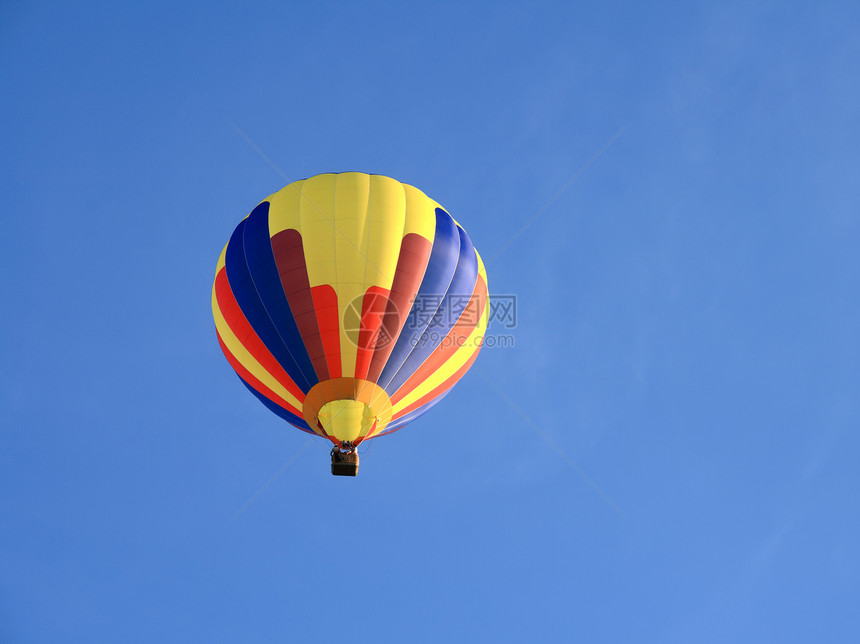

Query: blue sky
<box><xmin>2</xmin><ymin>1</ymin><xmax>859</xmax><ymax>642</ymax></box>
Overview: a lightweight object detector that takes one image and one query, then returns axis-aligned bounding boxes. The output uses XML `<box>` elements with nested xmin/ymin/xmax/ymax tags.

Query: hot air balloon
<box><xmin>212</xmin><ymin>172</ymin><xmax>489</xmax><ymax>475</ymax></box>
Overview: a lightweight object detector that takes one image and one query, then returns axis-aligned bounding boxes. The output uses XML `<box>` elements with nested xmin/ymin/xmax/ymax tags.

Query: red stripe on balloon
<box><xmin>366</xmin><ymin>233</ymin><xmax>433</xmax><ymax>383</ymax></box>
<box><xmin>215</xmin><ymin>268</ymin><xmax>306</xmax><ymax>403</ymax></box>
<box><xmin>311</xmin><ymin>284</ymin><xmax>342</xmax><ymax>380</ymax></box>
<box><xmin>271</xmin><ymin>229</ymin><xmax>330</xmax><ymax>382</ymax></box>
<box><xmin>354</xmin><ymin>286</ymin><xmax>391</xmax><ymax>381</ymax></box>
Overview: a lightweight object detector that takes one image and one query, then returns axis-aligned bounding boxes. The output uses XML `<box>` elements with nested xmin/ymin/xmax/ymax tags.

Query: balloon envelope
<box><xmin>212</xmin><ymin>172</ymin><xmax>488</xmax><ymax>446</ymax></box>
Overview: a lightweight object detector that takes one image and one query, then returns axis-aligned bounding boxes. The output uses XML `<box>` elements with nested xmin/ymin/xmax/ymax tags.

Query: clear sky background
<box><xmin>2</xmin><ymin>1</ymin><xmax>859</xmax><ymax>642</ymax></box>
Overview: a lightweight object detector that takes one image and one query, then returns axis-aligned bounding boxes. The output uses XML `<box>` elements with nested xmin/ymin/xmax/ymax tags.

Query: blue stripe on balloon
<box><xmin>242</xmin><ymin>201</ymin><xmax>318</xmax><ymax>392</ymax></box>
<box><xmin>378</xmin><ymin>208</ymin><xmax>460</xmax><ymax>394</ymax></box>
<box><xmin>225</xmin><ymin>213</ymin><xmax>313</xmax><ymax>393</ymax></box>
<box><xmin>237</xmin><ymin>375</ymin><xmax>316</xmax><ymax>434</ymax></box>
<box><xmin>382</xmin><ymin>223</ymin><xmax>478</xmax><ymax>395</ymax></box>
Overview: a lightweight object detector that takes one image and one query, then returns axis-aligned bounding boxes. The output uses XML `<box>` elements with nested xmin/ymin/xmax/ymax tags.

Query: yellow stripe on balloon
<box><xmin>332</xmin><ymin>173</ymin><xmax>373</xmax><ymax>377</ymax></box>
<box><xmin>334</xmin><ymin>175</ymin><xmax>408</xmax><ymax>375</ymax></box>
<box><xmin>402</xmin><ymin>184</ymin><xmax>438</xmax><ymax>241</ymax></box>
<box><xmin>267</xmin><ymin>179</ymin><xmax>304</xmax><ymax>237</ymax></box>
<box><xmin>297</xmin><ymin>174</ymin><xmax>340</xmax><ymax>288</ymax></box>
<box><xmin>267</xmin><ymin>176</ymin><xmax>438</xmax><ymax>242</ymax></box>
<box><xmin>214</xmin><ymin>242</ymin><xmax>227</xmax><ymax>275</ymax></box>
<box><xmin>361</xmin><ymin>174</ymin><xmax>406</xmax><ymax>285</ymax></box>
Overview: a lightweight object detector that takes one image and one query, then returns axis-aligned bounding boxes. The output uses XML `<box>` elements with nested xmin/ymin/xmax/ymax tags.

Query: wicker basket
<box><xmin>331</xmin><ymin>450</ymin><xmax>359</xmax><ymax>477</ymax></box>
